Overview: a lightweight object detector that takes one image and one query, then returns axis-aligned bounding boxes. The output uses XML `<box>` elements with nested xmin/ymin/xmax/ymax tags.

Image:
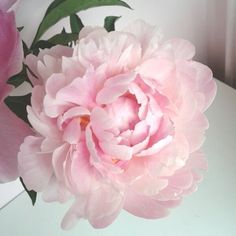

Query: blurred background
<box><xmin>16</xmin><ymin>0</ymin><xmax>236</xmax><ymax>88</ymax></box>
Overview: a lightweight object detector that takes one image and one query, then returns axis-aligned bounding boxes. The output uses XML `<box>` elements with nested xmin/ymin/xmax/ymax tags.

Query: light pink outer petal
<box><xmin>42</xmin><ymin>176</ymin><xmax>72</xmax><ymax>203</ymax></box>
<box><xmin>131</xmin><ymin>174</ymin><xmax>168</xmax><ymax>196</ymax></box>
<box><xmin>0</xmin><ymin>103</ymin><xmax>32</xmax><ymax>182</ymax></box>
<box><xmin>164</xmin><ymin>38</ymin><xmax>196</xmax><ymax>60</ymax></box>
<box><xmin>138</xmin><ymin>58</ymin><xmax>174</xmax><ymax>83</ymax></box>
<box><xmin>124</xmin><ymin>190</ymin><xmax>169</xmax><ymax>219</ymax></box>
<box><xmin>61</xmin><ymin>196</ymin><xmax>87</xmax><ymax>230</ymax></box>
<box><xmin>61</xmin><ymin>185</ymin><xmax>124</xmax><ymax>230</ymax></box>
<box><xmin>18</xmin><ymin>136</ymin><xmax>53</xmax><ymax>191</ymax></box>
<box><xmin>69</xmin><ymin>141</ymin><xmax>97</xmax><ymax>195</ymax></box>
<box><xmin>87</xmin><ymin>186</ymin><xmax>124</xmax><ymax>228</ymax></box>
<box><xmin>123</xmin><ymin>20</ymin><xmax>162</xmax><ymax>58</ymax></box>
<box><xmin>191</xmin><ymin>62</ymin><xmax>217</xmax><ymax>111</ymax></box>
<box><xmin>179</xmin><ymin>112</ymin><xmax>209</xmax><ymax>153</ymax></box>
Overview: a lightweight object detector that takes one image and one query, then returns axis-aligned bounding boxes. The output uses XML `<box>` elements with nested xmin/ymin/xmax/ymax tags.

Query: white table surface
<box><xmin>0</xmin><ymin>79</ymin><xmax>235</xmax><ymax>236</ymax></box>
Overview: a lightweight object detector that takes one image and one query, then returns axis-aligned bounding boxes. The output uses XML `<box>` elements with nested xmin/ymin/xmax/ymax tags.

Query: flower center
<box><xmin>80</xmin><ymin>115</ymin><xmax>90</xmax><ymax>130</ymax></box>
<box><xmin>105</xmin><ymin>96</ymin><xmax>139</xmax><ymax>132</ymax></box>
<box><xmin>112</xmin><ymin>159</ymin><xmax>119</xmax><ymax>164</ymax></box>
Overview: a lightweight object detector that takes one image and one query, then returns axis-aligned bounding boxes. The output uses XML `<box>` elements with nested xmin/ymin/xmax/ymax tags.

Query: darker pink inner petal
<box><xmin>105</xmin><ymin>95</ymin><xmax>139</xmax><ymax>132</ymax></box>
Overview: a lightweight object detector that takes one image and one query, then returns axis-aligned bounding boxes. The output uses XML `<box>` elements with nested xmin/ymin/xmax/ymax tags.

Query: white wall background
<box><xmin>16</xmin><ymin>0</ymin><xmax>209</xmax><ymax>63</ymax></box>
<box><xmin>15</xmin><ymin>0</ymin><xmax>236</xmax><ymax>88</ymax></box>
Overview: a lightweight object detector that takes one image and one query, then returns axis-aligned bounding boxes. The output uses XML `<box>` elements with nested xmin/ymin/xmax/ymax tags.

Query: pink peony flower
<box><xmin>0</xmin><ymin>2</ymin><xmax>22</xmax><ymax>99</ymax></box>
<box><xmin>19</xmin><ymin>20</ymin><xmax>216</xmax><ymax>229</ymax></box>
<box><xmin>0</xmin><ymin>1</ymin><xmax>32</xmax><ymax>183</ymax></box>
<box><xmin>0</xmin><ymin>0</ymin><xmax>20</xmax><ymax>13</ymax></box>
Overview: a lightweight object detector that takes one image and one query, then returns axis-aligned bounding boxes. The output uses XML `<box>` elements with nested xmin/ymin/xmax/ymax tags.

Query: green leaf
<box><xmin>32</xmin><ymin>32</ymin><xmax>78</xmax><ymax>53</ymax></box>
<box><xmin>70</xmin><ymin>14</ymin><xmax>84</xmax><ymax>34</ymax></box>
<box><xmin>17</xmin><ymin>26</ymin><xmax>24</xmax><ymax>32</ymax></box>
<box><xmin>20</xmin><ymin>177</ymin><xmax>37</xmax><ymax>206</ymax></box>
<box><xmin>7</xmin><ymin>72</ymin><xmax>25</xmax><ymax>87</ymax></box>
<box><xmin>31</xmin><ymin>40</ymin><xmax>55</xmax><ymax>55</ymax></box>
<box><xmin>61</xmin><ymin>27</ymin><xmax>66</xmax><ymax>34</ymax></box>
<box><xmin>49</xmin><ymin>32</ymin><xmax>78</xmax><ymax>45</ymax></box>
<box><xmin>4</xmin><ymin>93</ymin><xmax>31</xmax><ymax>125</ymax></box>
<box><xmin>33</xmin><ymin>40</ymin><xmax>54</xmax><ymax>49</ymax></box>
<box><xmin>104</xmin><ymin>16</ymin><xmax>120</xmax><ymax>32</ymax></box>
<box><xmin>22</xmin><ymin>41</ymin><xmax>30</xmax><ymax>57</ymax></box>
<box><xmin>7</xmin><ymin>64</ymin><xmax>32</xmax><ymax>87</ymax></box>
<box><xmin>32</xmin><ymin>0</ymin><xmax>131</xmax><ymax>46</ymax></box>
<box><xmin>45</xmin><ymin>0</ymin><xmax>66</xmax><ymax>16</ymax></box>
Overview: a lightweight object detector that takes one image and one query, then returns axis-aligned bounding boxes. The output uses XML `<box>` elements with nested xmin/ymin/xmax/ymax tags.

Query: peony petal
<box><xmin>56</xmin><ymin>75</ymin><xmax>95</xmax><ymax>107</ymax></box>
<box><xmin>191</xmin><ymin>62</ymin><xmax>217</xmax><ymax>111</ymax></box>
<box><xmin>124</xmin><ymin>190</ymin><xmax>169</xmax><ymax>219</ymax></box>
<box><xmin>128</xmin><ymin>82</ymin><xmax>148</xmax><ymax>119</ymax></box>
<box><xmin>70</xmin><ymin>141</ymin><xmax>97</xmax><ymax>194</ymax></box>
<box><xmin>42</xmin><ymin>176</ymin><xmax>71</xmax><ymax>203</ymax></box>
<box><xmin>156</xmin><ymin>186</ymin><xmax>183</xmax><ymax>201</ymax></box>
<box><xmin>27</xmin><ymin>106</ymin><xmax>60</xmax><ymax>138</ymax></box>
<box><xmin>58</xmin><ymin>106</ymin><xmax>90</xmax><ymax>129</ymax></box>
<box><xmin>131</xmin><ymin>120</ymin><xmax>149</xmax><ymax>145</ymax></box>
<box><xmin>123</xmin><ymin>20</ymin><xmax>162</xmax><ymax>58</ymax></box>
<box><xmin>62</xmin><ymin>184</ymin><xmax>124</xmax><ymax>230</ymax></box>
<box><xmin>0</xmin><ymin>10</ymin><xmax>23</xmax><ymax>93</ymax></box>
<box><xmin>168</xmin><ymin>169</ymin><xmax>194</xmax><ymax>189</ymax></box>
<box><xmin>43</xmin><ymin>94</ymin><xmax>71</xmax><ymax>118</ymax></box>
<box><xmin>187</xmin><ymin>151</ymin><xmax>208</xmax><ymax>170</ymax></box>
<box><xmin>45</xmin><ymin>73</ymin><xmax>67</xmax><ymax>98</ymax></box>
<box><xmin>138</xmin><ymin>58</ymin><xmax>174</xmax><ymax>83</ymax></box>
<box><xmin>18</xmin><ymin>136</ymin><xmax>53</xmax><ymax>191</ymax></box>
<box><xmin>30</xmin><ymin>85</ymin><xmax>45</xmax><ymax>114</ymax></box>
<box><xmin>78</xmin><ymin>26</ymin><xmax>107</xmax><ymax>41</ymax></box>
<box><xmin>87</xmin><ymin>185</ymin><xmax>124</xmax><ymax>228</ymax></box>
<box><xmin>164</xmin><ymin>38</ymin><xmax>196</xmax><ymax>60</ymax></box>
<box><xmin>158</xmin><ymin>199</ymin><xmax>182</xmax><ymax>208</ymax></box>
<box><xmin>180</xmin><ymin>112</ymin><xmax>209</xmax><ymax>152</ymax></box>
<box><xmin>85</xmin><ymin>125</ymin><xmax>101</xmax><ymax>163</ymax></box>
<box><xmin>90</xmin><ymin>107</ymin><xmax>117</xmax><ymax>142</ymax></box>
<box><xmin>52</xmin><ymin>143</ymin><xmax>69</xmax><ymax>181</ymax></box>
<box><xmin>136</xmin><ymin>135</ymin><xmax>173</xmax><ymax>157</ymax></box>
<box><xmin>62</xmin><ymin>56</ymin><xmax>85</xmax><ymax>79</ymax></box>
<box><xmin>145</xmin><ymin>95</ymin><xmax>163</xmax><ymax>135</ymax></box>
<box><xmin>0</xmin><ymin>103</ymin><xmax>32</xmax><ymax>182</ymax></box>
<box><xmin>61</xmin><ymin>196</ymin><xmax>87</xmax><ymax>230</ymax></box>
<box><xmin>25</xmin><ymin>54</ymin><xmax>42</xmax><ymax>86</ymax></box>
<box><xmin>131</xmin><ymin>174</ymin><xmax>168</xmax><ymax>196</ymax></box>
<box><xmin>63</xmin><ymin>119</ymin><xmax>81</xmax><ymax>144</ymax></box>
<box><xmin>40</xmin><ymin>138</ymin><xmax>61</xmax><ymax>153</ymax></box>
<box><xmin>99</xmin><ymin>141</ymin><xmax>133</xmax><ymax>161</ymax></box>
<box><xmin>105</xmin><ymin>96</ymin><xmax>139</xmax><ymax>133</ymax></box>
<box><xmin>96</xmin><ymin>72</ymin><xmax>136</xmax><ymax>105</ymax></box>
<box><xmin>25</xmin><ymin>45</ymin><xmax>73</xmax><ymax>86</ymax></box>
<box><xmin>62</xmin><ymin>106</ymin><xmax>90</xmax><ymax>122</ymax></box>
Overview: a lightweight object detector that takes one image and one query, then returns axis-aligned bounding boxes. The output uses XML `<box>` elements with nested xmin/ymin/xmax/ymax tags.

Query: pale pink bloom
<box><xmin>0</xmin><ymin>2</ymin><xmax>32</xmax><ymax>182</ymax></box>
<box><xmin>0</xmin><ymin>6</ymin><xmax>22</xmax><ymax>98</ymax></box>
<box><xmin>19</xmin><ymin>20</ymin><xmax>216</xmax><ymax>229</ymax></box>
